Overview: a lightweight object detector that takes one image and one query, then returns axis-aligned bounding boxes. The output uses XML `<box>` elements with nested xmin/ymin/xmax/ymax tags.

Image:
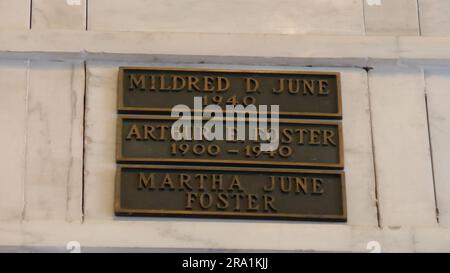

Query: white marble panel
<box><xmin>418</xmin><ymin>0</ymin><xmax>450</xmax><ymax>36</ymax></box>
<box><xmin>83</xmin><ymin>62</ymin><xmax>117</xmax><ymax>220</ymax></box>
<box><xmin>0</xmin><ymin>0</ymin><xmax>30</xmax><ymax>29</ymax></box>
<box><xmin>23</xmin><ymin>61</ymin><xmax>84</xmax><ymax>222</ymax></box>
<box><xmin>88</xmin><ymin>0</ymin><xmax>364</xmax><ymax>35</ymax></box>
<box><xmin>425</xmin><ymin>69</ymin><xmax>450</xmax><ymax>227</ymax></box>
<box><xmin>84</xmin><ymin>63</ymin><xmax>377</xmax><ymax>228</ymax></box>
<box><xmin>0</xmin><ymin>60</ymin><xmax>28</xmax><ymax>221</ymax></box>
<box><xmin>364</xmin><ymin>0</ymin><xmax>419</xmax><ymax>35</ymax></box>
<box><xmin>32</xmin><ymin>0</ymin><xmax>86</xmax><ymax>30</ymax></box>
<box><xmin>340</xmin><ymin>69</ymin><xmax>378</xmax><ymax>226</ymax></box>
<box><xmin>415</xmin><ymin>227</ymin><xmax>450</xmax><ymax>251</ymax></box>
<box><xmin>368</xmin><ymin>67</ymin><xmax>437</xmax><ymax>228</ymax></box>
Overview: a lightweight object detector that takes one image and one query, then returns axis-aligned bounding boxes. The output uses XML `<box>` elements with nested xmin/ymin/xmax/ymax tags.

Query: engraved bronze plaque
<box><xmin>115</xmin><ymin>165</ymin><xmax>346</xmax><ymax>221</ymax></box>
<box><xmin>118</xmin><ymin>67</ymin><xmax>342</xmax><ymax>119</ymax></box>
<box><xmin>117</xmin><ymin>116</ymin><xmax>344</xmax><ymax>169</ymax></box>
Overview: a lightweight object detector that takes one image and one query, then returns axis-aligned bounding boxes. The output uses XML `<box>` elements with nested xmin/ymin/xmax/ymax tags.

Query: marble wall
<box><xmin>0</xmin><ymin>0</ymin><xmax>450</xmax><ymax>252</ymax></box>
<box><xmin>0</xmin><ymin>0</ymin><xmax>450</xmax><ymax>36</ymax></box>
<box><xmin>0</xmin><ymin>0</ymin><xmax>30</xmax><ymax>30</ymax></box>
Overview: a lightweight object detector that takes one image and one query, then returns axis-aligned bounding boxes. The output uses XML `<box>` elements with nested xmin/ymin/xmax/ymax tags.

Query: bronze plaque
<box><xmin>115</xmin><ymin>165</ymin><xmax>346</xmax><ymax>221</ymax></box>
<box><xmin>118</xmin><ymin>67</ymin><xmax>342</xmax><ymax>119</ymax></box>
<box><xmin>117</xmin><ymin>116</ymin><xmax>344</xmax><ymax>169</ymax></box>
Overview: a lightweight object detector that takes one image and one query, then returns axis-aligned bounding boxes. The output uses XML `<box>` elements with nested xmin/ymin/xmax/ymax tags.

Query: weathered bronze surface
<box><xmin>115</xmin><ymin>67</ymin><xmax>346</xmax><ymax>222</ymax></box>
<box><xmin>117</xmin><ymin>116</ymin><xmax>344</xmax><ymax>169</ymax></box>
<box><xmin>118</xmin><ymin>67</ymin><xmax>342</xmax><ymax>119</ymax></box>
<box><xmin>115</xmin><ymin>165</ymin><xmax>346</xmax><ymax>221</ymax></box>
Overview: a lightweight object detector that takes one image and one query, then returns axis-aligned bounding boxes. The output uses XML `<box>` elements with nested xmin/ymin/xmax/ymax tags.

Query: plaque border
<box><xmin>117</xmin><ymin>66</ymin><xmax>342</xmax><ymax>119</ymax></box>
<box><xmin>114</xmin><ymin>164</ymin><xmax>347</xmax><ymax>221</ymax></box>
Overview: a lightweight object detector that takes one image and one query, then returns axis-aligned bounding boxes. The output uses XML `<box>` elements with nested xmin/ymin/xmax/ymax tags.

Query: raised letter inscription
<box><xmin>118</xmin><ymin>67</ymin><xmax>342</xmax><ymax>118</ymax></box>
<box><xmin>115</xmin><ymin>165</ymin><xmax>346</xmax><ymax>221</ymax></box>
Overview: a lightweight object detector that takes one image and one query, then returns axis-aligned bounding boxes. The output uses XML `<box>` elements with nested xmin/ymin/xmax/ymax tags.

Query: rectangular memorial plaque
<box><xmin>115</xmin><ymin>165</ymin><xmax>346</xmax><ymax>221</ymax></box>
<box><xmin>117</xmin><ymin>116</ymin><xmax>344</xmax><ymax>169</ymax></box>
<box><xmin>118</xmin><ymin>67</ymin><xmax>342</xmax><ymax>119</ymax></box>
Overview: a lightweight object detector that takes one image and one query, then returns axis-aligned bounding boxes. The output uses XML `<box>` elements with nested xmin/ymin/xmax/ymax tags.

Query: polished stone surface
<box><xmin>0</xmin><ymin>61</ymin><xmax>28</xmax><ymax>222</ymax></box>
<box><xmin>425</xmin><ymin>69</ymin><xmax>450</xmax><ymax>227</ymax></box>
<box><xmin>88</xmin><ymin>0</ymin><xmax>364</xmax><ymax>35</ymax></box>
<box><xmin>32</xmin><ymin>0</ymin><xmax>86</xmax><ymax>30</ymax></box>
<box><xmin>0</xmin><ymin>0</ymin><xmax>30</xmax><ymax>30</ymax></box>
<box><xmin>419</xmin><ymin>0</ymin><xmax>450</xmax><ymax>36</ymax></box>
<box><xmin>0</xmin><ymin>0</ymin><xmax>450</xmax><ymax>252</ymax></box>
<box><xmin>23</xmin><ymin>61</ymin><xmax>84</xmax><ymax>222</ymax></box>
